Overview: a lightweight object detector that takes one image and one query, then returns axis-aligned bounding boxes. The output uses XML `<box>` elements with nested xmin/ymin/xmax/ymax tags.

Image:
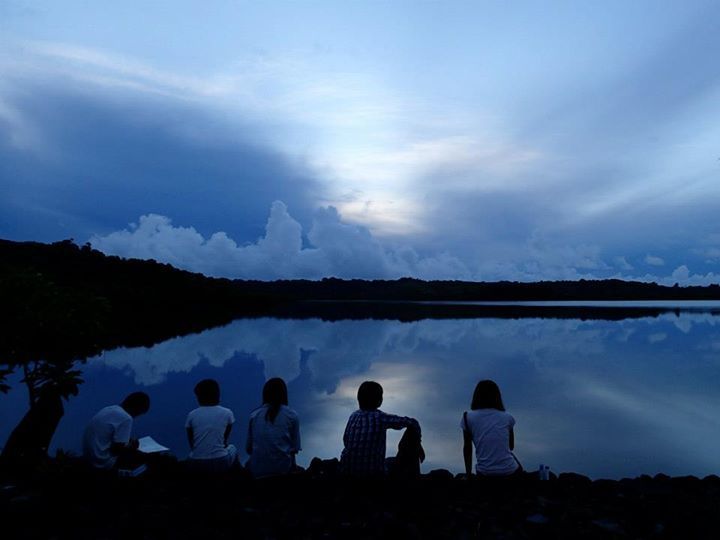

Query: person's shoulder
<box><xmin>281</xmin><ymin>406</ymin><xmax>299</xmax><ymax>419</ymax></box>
<box><xmin>102</xmin><ymin>404</ymin><xmax>131</xmax><ymax>420</ymax></box>
<box><xmin>248</xmin><ymin>405</ymin><xmax>266</xmax><ymax>419</ymax></box>
<box><xmin>216</xmin><ymin>405</ymin><xmax>234</xmax><ymax>416</ymax></box>
<box><xmin>482</xmin><ymin>409</ymin><xmax>514</xmax><ymax>424</ymax></box>
<box><xmin>186</xmin><ymin>406</ymin><xmax>201</xmax><ymax>418</ymax></box>
<box><xmin>467</xmin><ymin>408</ymin><xmax>498</xmax><ymax>420</ymax></box>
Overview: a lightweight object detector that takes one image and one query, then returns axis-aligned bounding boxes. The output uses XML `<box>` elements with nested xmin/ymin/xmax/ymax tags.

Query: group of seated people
<box><xmin>83</xmin><ymin>378</ymin><xmax>521</xmax><ymax>478</ymax></box>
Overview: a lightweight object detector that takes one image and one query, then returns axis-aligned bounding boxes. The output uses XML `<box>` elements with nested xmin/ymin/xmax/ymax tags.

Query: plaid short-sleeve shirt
<box><xmin>340</xmin><ymin>409</ymin><xmax>419</xmax><ymax>475</ymax></box>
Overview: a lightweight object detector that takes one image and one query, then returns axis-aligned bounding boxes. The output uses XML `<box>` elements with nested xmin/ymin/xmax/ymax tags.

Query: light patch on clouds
<box><xmin>645</xmin><ymin>254</ymin><xmax>665</xmax><ymax>266</ymax></box>
<box><xmin>614</xmin><ymin>256</ymin><xmax>634</xmax><ymax>271</ymax></box>
<box><xmin>648</xmin><ymin>333</ymin><xmax>667</xmax><ymax>344</ymax></box>
<box><xmin>90</xmin><ymin>201</ymin><xmax>471</xmax><ymax>280</ymax></box>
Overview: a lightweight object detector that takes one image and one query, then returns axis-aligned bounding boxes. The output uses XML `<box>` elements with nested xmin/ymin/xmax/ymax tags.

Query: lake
<box><xmin>2</xmin><ymin>303</ymin><xmax>720</xmax><ymax>479</ymax></box>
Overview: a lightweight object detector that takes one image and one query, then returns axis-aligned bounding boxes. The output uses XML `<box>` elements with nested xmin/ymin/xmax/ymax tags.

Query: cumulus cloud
<box><xmin>90</xmin><ymin>201</ymin><xmax>720</xmax><ymax>285</ymax></box>
<box><xmin>90</xmin><ymin>201</ymin><xmax>471</xmax><ymax>280</ymax></box>
<box><xmin>645</xmin><ymin>255</ymin><xmax>665</xmax><ymax>266</ymax></box>
<box><xmin>614</xmin><ymin>256</ymin><xmax>634</xmax><ymax>271</ymax></box>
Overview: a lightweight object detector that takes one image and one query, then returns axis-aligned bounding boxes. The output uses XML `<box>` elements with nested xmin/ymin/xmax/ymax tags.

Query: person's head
<box><xmin>357</xmin><ymin>381</ymin><xmax>383</xmax><ymax>411</ymax></box>
<box><xmin>194</xmin><ymin>379</ymin><xmax>221</xmax><ymax>406</ymax></box>
<box><xmin>262</xmin><ymin>377</ymin><xmax>288</xmax><ymax>423</ymax></box>
<box><xmin>121</xmin><ymin>392</ymin><xmax>151</xmax><ymax>417</ymax></box>
<box><xmin>470</xmin><ymin>380</ymin><xmax>505</xmax><ymax>411</ymax></box>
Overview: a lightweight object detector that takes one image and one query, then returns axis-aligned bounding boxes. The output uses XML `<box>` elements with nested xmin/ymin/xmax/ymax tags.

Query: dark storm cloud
<box><xmin>0</xmin><ymin>80</ymin><xmax>321</xmax><ymax>242</ymax></box>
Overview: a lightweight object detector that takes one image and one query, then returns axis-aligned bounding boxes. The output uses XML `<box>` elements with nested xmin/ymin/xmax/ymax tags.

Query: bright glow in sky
<box><xmin>1</xmin><ymin>1</ymin><xmax>719</xmax><ymax>282</ymax></box>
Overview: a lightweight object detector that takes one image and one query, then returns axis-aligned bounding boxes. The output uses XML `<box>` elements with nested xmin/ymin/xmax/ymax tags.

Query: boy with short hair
<box><xmin>185</xmin><ymin>379</ymin><xmax>237</xmax><ymax>472</ymax></box>
<box><xmin>340</xmin><ymin>380</ymin><xmax>422</xmax><ymax>475</ymax></box>
<box><xmin>83</xmin><ymin>391</ymin><xmax>150</xmax><ymax>469</ymax></box>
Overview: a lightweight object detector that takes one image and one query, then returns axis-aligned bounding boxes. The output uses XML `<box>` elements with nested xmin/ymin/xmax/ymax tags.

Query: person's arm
<box><xmin>110</xmin><ymin>418</ymin><xmax>135</xmax><ymax>455</ymax></box>
<box><xmin>509</xmin><ymin>426</ymin><xmax>515</xmax><ymax>451</ymax></box>
<box><xmin>224</xmin><ymin>409</ymin><xmax>235</xmax><ymax>447</ymax></box>
<box><xmin>290</xmin><ymin>415</ymin><xmax>301</xmax><ymax>454</ymax></box>
<box><xmin>186</xmin><ymin>427</ymin><xmax>194</xmax><ymax>451</ymax></box>
<box><xmin>245</xmin><ymin>418</ymin><xmax>253</xmax><ymax>455</ymax></box>
<box><xmin>185</xmin><ymin>414</ymin><xmax>194</xmax><ymax>451</ymax></box>
<box><xmin>463</xmin><ymin>429</ymin><xmax>474</xmax><ymax>476</ymax></box>
<box><xmin>381</xmin><ymin>413</ymin><xmax>420</xmax><ymax>433</ymax></box>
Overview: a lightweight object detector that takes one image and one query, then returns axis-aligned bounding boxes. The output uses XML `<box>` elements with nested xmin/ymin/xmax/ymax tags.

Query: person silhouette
<box><xmin>245</xmin><ymin>378</ymin><xmax>301</xmax><ymax>477</ymax></box>
<box><xmin>82</xmin><ymin>392</ymin><xmax>150</xmax><ymax>469</ymax></box>
<box><xmin>461</xmin><ymin>380</ymin><xmax>521</xmax><ymax>477</ymax></box>
<box><xmin>185</xmin><ymin>379</ymin><xmax>237</xmax><ymax>472</ymax></box>
<box><xmin>340</xmin><ymin>380</ymin><xmax>422</xmax><ymax>476</ymax></box>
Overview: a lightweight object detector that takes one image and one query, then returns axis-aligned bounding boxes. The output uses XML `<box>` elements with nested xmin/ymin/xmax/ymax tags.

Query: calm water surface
<box><xmin>3</xmin><ymin>308</ymin><xmax>720</xmax><ymax>479</ymax></box>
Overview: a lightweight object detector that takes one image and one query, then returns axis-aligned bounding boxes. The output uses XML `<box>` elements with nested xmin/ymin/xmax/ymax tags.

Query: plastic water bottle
<box><xmin>539</xmin><ymin>464</ymin><xmax>550</xmax><ymax>480</ymax></box>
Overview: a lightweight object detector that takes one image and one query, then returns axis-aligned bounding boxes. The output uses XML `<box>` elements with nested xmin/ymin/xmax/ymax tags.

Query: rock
<box><xmin>427</xmin><ymin>468</ymin><xmax>454</xmax><ymax>480</ymax></box>
<box><xmin>592</xmin><ymin>518</ymin><xmax>625</xmax><ymax>534</ymax></box>
<box><xmin>526</xmin><ymin>513</ymin><xmax>550</xmax><ymax>525</ymax></box>
<box><xmin>558</xmin><ymin>472</ymin><xmax>592</xmax><ymax>487</ymax></box>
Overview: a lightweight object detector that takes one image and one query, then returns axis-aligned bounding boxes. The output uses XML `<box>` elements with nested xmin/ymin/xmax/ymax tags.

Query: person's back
<box><xmin>186</xmin><ymin>379</ymin><xmax>236</xmax><ymax>472</ymax></box>
<box><xmin>462</xmin><ymin>380</ymin><xmax>520</xmax><ymax>477</ymax></box>
<box><xmin>83</xmin><ymin>392</ymin><xmax>150</xmax><ymax>469</ymax></box>
<box><xmin>246</xmin><ymin>403</ymin><xmax>300</xmax><ymax>477</ymax></box>
<box><xmin>462</xmin><ymin>409</ymin><xmax>517</xmax><ymax>475</ymax></box>
<box><xmin>186</xmin><ymin>405</ymin><xmax>235</xmax><ymax>459</ymax></box>
<box><xmin>340</xmin><ymin>381</ymin><xmax>420</xmax><ymax>476</ymax></box>
<box><xmin>246</xmin><ymin>378</ymin><xmax>301</xmax><ymax>478</ymax></box>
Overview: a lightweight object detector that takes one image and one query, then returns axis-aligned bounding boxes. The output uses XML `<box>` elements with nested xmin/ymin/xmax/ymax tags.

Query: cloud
<box><xmin>0</xmin><ymin>80</ymin><xmax>322</xmax><ymax>243</ymax></box>
<box><xmin>90</xmin><ymin>200</ymin><xmax>720</xmax><ymax>285</ymax></box>
<box><xmin>614</xmin><ymin>256</ymin><xmax>634</xmax><ymax>271</ymax></box>
<box><xmin>648</xmin><ymin>333</ymin><xmax>667</xmax><ymax>344</ymax></box>
<box><xmin>90</xmin><ymin>201</ymin><xmax>471</xmax><ymax>280</ymax></box>
<box><xmin>645</xmin><ymin>255</ymin><xmax>665</xmax><ymax>266</ymax></box>
<box><xmin>3</xmin><ymin>16</ymin><xmax>720</xmax><ymax>285</ymax></box>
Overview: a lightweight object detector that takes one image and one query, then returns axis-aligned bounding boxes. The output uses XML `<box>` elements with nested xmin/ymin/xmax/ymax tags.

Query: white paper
<box><xmin>138</xmin><ymin>436</ymin><xmax>169</xmax><ymax>453</ymax></box>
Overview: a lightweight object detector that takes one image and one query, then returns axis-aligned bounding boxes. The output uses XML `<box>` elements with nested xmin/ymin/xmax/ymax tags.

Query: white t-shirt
<box><xmin>461</xmin><ymin>409</ymin><xmax>518</xmax><ymax>476</ymax></box>
<box><xmin>246</xmin><ymin>405</ymin><xmax>301</xmax><ymax>478</ymax></box>
<box><xmin>83</xmin><ymin>405</ymin><xmax>133</xmax><ymax>469</ymax></box>
<box><xmin>185</xmin><ymin>405</ymin><xmax>235</xmax><ymax>460</ymax></box>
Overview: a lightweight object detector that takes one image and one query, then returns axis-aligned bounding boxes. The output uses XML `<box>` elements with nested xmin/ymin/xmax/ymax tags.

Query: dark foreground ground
<box><xmin>2</xmin><ymin>459</ymin><xmax>720</xmax><ymax>540</ymax></box>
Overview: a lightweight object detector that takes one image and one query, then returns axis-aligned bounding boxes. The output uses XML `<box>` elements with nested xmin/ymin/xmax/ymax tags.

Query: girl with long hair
<box><xmin>245</xmin><ymin>378</ymin><xmax>301</xmax><ymax>477</ymax></box>
<box><xmin>461</xmin><ymin>380</ymin><xmax>521</xmax><ymax>476</ymax></box>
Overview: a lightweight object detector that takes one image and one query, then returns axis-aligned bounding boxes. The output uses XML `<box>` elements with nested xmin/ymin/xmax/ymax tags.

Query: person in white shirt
<box><xmin>461</xmin><ymin>380</ymin><xmax>522</xmax><ymax>477</ymax></box>
<box><xmin>83</xmin><ymin>392</ymin><xmax>150</xmax><ymax>469</ymax></box>
<box><xmin>246</xmin><ymin>378</ymin><xmax>301</xmax><ymax>478</ymax></box>
<box><xmin>185</xmin><ymin>379</ymin><xmax>237</xmax><ymax>472</ymax></box>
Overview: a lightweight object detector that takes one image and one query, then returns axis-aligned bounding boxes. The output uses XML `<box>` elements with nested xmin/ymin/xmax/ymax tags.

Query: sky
<box><xmin>1</xmin><ymin>0</ymin><xmax>720</xmax><ymax>282</ymax></box>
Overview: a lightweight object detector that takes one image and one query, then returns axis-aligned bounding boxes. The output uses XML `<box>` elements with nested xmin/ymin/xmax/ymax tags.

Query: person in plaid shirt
<box><xmin>340</xmin><ymin>381</ymin><xmax>422</xmax><ymax>475</ymax></box>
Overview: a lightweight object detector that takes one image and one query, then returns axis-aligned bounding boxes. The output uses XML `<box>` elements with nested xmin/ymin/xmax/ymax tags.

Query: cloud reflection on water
<box><xmin>3</xmin><ymin>312</ymin><xmax>719</xmax><ymax>479</ymax></box>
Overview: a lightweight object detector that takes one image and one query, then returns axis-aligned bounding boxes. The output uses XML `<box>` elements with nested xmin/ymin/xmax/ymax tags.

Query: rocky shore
<box><xmin>2</xmin><ymin>458</ymin><xmax>719</xmax><ymax>539</ymax></box>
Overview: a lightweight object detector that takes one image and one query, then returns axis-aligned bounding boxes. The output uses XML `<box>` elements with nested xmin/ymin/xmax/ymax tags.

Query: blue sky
<box><xmin>1</xmin><ymin>1</ymin><xmax>719</xmax><ymax>282</ymax></box>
